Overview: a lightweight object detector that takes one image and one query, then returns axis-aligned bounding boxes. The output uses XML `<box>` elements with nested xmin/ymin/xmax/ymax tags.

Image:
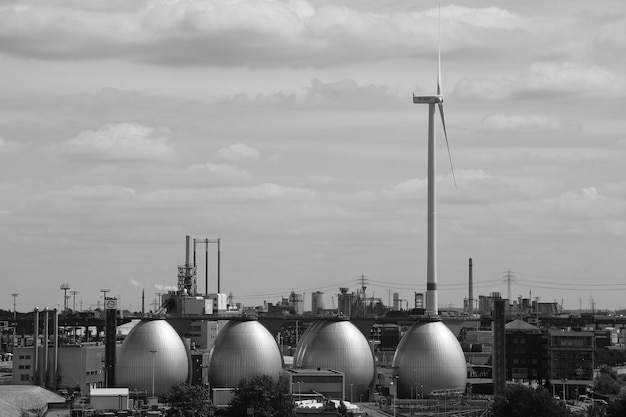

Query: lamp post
<box><xmin>562</xmin><ymin>378</ymin><xmax>567</xmax><ymax>401</ymax></box>
<box><xmin>150</xmin><ymin>350</ymin><xmax>157</xmax><ymax>399</ymax></box>
<box><xmin>350</xmin><ymin>383</ymin><xmax>353</xmax><ymax>403</ymax></box>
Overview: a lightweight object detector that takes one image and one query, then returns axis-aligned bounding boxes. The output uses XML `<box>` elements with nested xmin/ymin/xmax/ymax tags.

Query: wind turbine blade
<box><xmin>437</xmin><ymin>0</ymin><xmax>442</xmax><ymax>96</ymax></box>
<box><xmin>438</xmin><ymin>103</ymin><xmax>457</xmax><ymax>188</ymax></box>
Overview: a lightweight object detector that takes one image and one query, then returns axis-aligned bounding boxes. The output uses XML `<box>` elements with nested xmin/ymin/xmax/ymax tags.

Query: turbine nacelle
<box><xmin>412</xmin><ymin>95</ymin><xmax>443</xmax><ymax>104</ymax></box>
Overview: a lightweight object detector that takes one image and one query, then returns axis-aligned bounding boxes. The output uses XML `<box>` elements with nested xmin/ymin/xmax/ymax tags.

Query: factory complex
<box><xmin>2</xmin><ymin>236</ymin><xmax>626</xmax><ymax>416</ymax></box>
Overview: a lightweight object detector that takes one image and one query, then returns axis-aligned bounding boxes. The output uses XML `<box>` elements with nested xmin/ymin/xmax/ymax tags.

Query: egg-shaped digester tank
<box><xmin>208</xmin><ymin>319</ymin><xmax>284</xmax><ymax>388</ymax></box>
<box><xmin>294</xmin><ymin>319</ymin><xmax>375</xmax><ymax>401</ymax></box>
<box><xmin>115</xmin><ymin>318</ymin><xmax>189</xmax><ymax>396</ymax></box>
<box><xmin>392</xmin><ymin>320</ymin><xmax>467</xmax><ymax>398</ymax></box>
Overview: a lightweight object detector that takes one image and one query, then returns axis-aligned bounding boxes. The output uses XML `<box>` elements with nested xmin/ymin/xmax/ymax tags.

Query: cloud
<box><xmin>455</xmin><ymin>61</ymin><xmax>625</xmax><ymax>101</ymax></box>
<box><xmin>62</xmin><ymin>123</ymin><xmax>174</xmax><ymax>161</ymax></box>
<box><xmin>0</xmin><ymin>1</ymin><xmax>530</xmax><ymax>67</ymax></box>
<box><xmin>186</xmin><ymin>163</ymin><xmax>253</xmax><ymax>185</ymax></box>
<box><xmin>216</xmin><ymin>143</ymin><xmax>260</xmax><ymax>162</ymax></box>
<box><xmin>130</xmin><ymin>275</ymin><xmax>142</xmax><ymax>287</ymax></box>
<box><xmin>305</xmin><ymin>78</ymin><xmax>397</xmax><ymax>106</ymax></box>
<box><xmin>482</xmin><ymin>113</ymin><xmax>564</xmax><ymax>132</ymax></box>
<box><xmin>520</xmin><ymin>62</ymin><xmax>624</xmax><ymax>95</ymax></box>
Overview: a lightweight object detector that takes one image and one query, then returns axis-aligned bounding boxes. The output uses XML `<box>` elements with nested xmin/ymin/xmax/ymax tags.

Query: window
<box><xmin>20</xmin><ymin>374</ymin><xmax>30</xmax><ymax>382</ymax></box>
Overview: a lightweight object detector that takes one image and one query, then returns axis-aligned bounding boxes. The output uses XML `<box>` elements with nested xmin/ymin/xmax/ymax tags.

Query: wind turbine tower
<box><xmin>412</xmin><ymin>1</ymin><xmax>456</xmax><ymax>317</ymax></box>
<box><xmin>391</xmin><ymin>2</ymin><xmax>467</xmax><ymax>399</ymax></box>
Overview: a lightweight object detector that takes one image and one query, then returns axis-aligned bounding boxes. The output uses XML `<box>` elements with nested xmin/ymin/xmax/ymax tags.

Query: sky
<box><xmin>1</xmin><ymin>0</ymin><xmax>625</xmax><ymax>314</ymax></box>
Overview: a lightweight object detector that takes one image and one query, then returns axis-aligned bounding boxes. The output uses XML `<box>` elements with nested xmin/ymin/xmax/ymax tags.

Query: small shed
<box><xmin>90</xmin><ymin>387</ymin><xmax>129</xmax><ymax>411</ymax></box>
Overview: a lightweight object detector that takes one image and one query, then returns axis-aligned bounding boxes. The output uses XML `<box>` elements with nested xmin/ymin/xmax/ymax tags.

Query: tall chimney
<box><xmin>185</xmin><ymin>235</ymin><xmax>191</xmax><ymax>269</ymax></box>
<box><xmin>468</xmin><ymin>258</ymin><xmax>474</xmax><ymax>316</ymax></box>
<box><xmin>33</xmin><ymin>308</ymin><xmax>40</xmax><ymax>386</ymax></box>
<box><xmin>43</xmin><ymin>309</ymin><xmax>49</xmax><ymax>388</ymax></box>
<box><xmin>493</xmin><ymin>299</ymin><xmax>506</xmax><ymax>398</ymax></box>
<box><xmin>53</xmin><ymin>309</ymin><xmax>59</xmax><ymax>390</ymax></box>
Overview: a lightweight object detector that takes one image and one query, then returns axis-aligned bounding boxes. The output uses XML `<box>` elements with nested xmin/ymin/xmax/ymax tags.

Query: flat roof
<box><xmin>91</xmin><ymin>388</ymin><xmax>130</xmax><ymax>396</ymax></box>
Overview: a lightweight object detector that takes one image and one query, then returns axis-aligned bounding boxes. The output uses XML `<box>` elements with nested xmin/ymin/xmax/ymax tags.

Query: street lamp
<box><xmin>350</xmin><ymin>383</ymin><xmax>353</xmax><ymax>403</ymax></box>
<box><xmin>562</xmin><ymin>378</ymin><xmax>567</xmax><ymax>401</ymax></box>
<box><xmin>150</xmin><ymin>350</ymin><xmax>157</xmax><ymax>400</ymax></box>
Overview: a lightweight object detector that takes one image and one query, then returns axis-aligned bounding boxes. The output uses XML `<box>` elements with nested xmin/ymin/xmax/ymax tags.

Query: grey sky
<box><xmin>1</xmin><ymin>0</ymin><xmax>625</xmax><ymax>312</ymax></box>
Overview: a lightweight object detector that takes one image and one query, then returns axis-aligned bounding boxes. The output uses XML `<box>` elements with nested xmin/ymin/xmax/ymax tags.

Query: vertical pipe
<box><xmin>426</xmin><ymin>102</ymin><xmax>437</xmax><ymax>317</ymax></box>
<box><xmin>217</xmin><ymin>239</ymin><xmax>221</xmax><ymax>294</ymax></box>
<box><xmin>43</xmin><ymin>309</ymin><xmax>49</xmax><ymax>388</ymax></box>
<box><xmin>53</xmin><ymin>309</ymin><xmax>59</xmax><ymax>390</ymax></box>
<box><xmin>186</xmin><ymin>235</ymin><xmax>191</xmax><ymax>268</ymax></box>
<box><xmin>205</xmin><ymin>239</ymin><xmax>209</xmax><ymax>296</ymax></box>
<box><xmin>493</xmin><ymin>299</ymin><xmax>506</xmax><ymax>398</ymax></box>
<box><xmin>33</xmin><ymin>308</ymin><xmax>39</xmax><ymax>386</ymax></box>
<box><xmin>469</xmin><ymin>258</ymin><xmax>474</xmax><ymax>316</ymax></box>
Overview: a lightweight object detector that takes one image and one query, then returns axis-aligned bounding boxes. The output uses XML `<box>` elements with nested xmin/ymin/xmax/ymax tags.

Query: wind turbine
<box><xmin>412</xmin><ymin>1</ymin><xmax>456</xmax><ymax>317</ymax></box>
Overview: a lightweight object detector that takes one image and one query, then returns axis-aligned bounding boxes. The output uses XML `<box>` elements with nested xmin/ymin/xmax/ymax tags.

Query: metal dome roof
<box><xmin>208</xmin><ymin>319</ymin><xmax>284</xmax><ymax>388</ymax></box>
<box><xmin>392</xmin><ymin>320</ymin><xmax>467</xmax><ymax>398</ymax></box>
<box><xmin>294</xmin><ymin>320</ymin><xmax>375</xmax><ymax>401</ymax></box>
<box><xmin>115</xmin><ymin>319</ymin><xmax>189</xmax><ymax>396</ymax></box>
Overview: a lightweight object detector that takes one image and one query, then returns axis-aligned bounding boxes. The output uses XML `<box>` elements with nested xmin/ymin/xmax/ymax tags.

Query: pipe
<box><xmin>43</xmin><ymin>309</ymin><xmax>49</xmax><ymax>388</ymax></box>
<box><xmin>469</xmin><ymin>258</ymin><xmax>474</xmax><ymax>316</ymax></box>
<box><xmin>53</xmin><ymin>309</ymin><xmax>59</xmax><ymax>390</ymax></box>
<box><xmin>33</xmin><ymin>308</ymin><xmax>39</xmax><ymax>386</ymax></box>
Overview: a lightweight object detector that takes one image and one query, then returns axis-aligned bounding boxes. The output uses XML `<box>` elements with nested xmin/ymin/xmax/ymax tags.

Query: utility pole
<box><xmin>11</xmin><ymin>293</ymin><xmax>18</xmax><ymax>320</ymax></box>
<box><xmin>60</xmin><ymin>283</ymin><xmax>71</xmax><ymax>314</ymax></box>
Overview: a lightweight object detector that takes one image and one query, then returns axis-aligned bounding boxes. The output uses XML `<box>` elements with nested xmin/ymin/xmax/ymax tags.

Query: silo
<box><xmin>392</xmin><ymin>320</ymin><xmax>467</xmax><ymax>398</ymax></box>
<box><xmin>116</xmin><ymin>319</ymin><xmax>189</xmax><ymax>396</ymax></box>
<box><xmin>293</xmin><ymin>319</ymin><xmax>375</xmax><ymax>401</ymax></box>
<box><xmin>208</xmin><ymin>319</ymin><xmax>283</xmax><ymax>388</ymax></box>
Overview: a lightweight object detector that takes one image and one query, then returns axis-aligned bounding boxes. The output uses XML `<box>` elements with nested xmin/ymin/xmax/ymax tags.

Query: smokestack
<box><xmin>33</xmin><ymin>308</ymin><xmax>39</xmax><ymax>386</ymax></box>
<box><xmin>104</xmin><ymin>298</ymin><xmax>118</xmax><ymax>388</ymax></box>
<box><xmin>493</xmin><ymin>299</ymin><xmax>506</xmax><ymax>398</ymax></box>
<box><xmin>185</xmin><ymin>235</ymin><xmax>191</xmax><ymax>269</ymax></box>
<box><xmin>43</xmin><ymin>309</ymin><xmax>49</xmax><ymax>388</ymax></box>
<box><xmin>468</xmin><ymin>258</ymin><xmax>474</xmax><ymax>316</ymax></box>
<box><xmin>53</xmin><ymin>309</ymin><xmax>59</xmax><ymax>390</ymax></box>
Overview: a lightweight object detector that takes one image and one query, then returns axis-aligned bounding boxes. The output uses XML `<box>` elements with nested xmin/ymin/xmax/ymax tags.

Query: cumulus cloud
<box><xmin>541</xmin><ymin>187</ymin><xmax>625</xmax><ymax>219</ymax></box>
<box><xmin>186</xmin><ymin>163</ymin><xmax>253</xmax><ymax>185</ymax></box>
<box><xmin>0</xmin><ymin>1</ymin><xmax>530</xmax><ymax>67</ymax></box>
<box><xmin>306</xmin><ymin>78</ymin><xmax>397</xmax><ymax>106</ymax></box>
<box><xmin>63</xmin><ymin>123</ymin><xmax>174</xmax><ymax>161</ymax></box>
<box><xmin>482</xmin><ymin>113</ymin><xmax>564</xmax><ymax>132</ymax></box>
<box><xmin>216</xmin><ymin>143</ymin><xmax>260</xmax><ymax>162</ymax></box>
<box><xmin>129</xmin><ymin>275</ymin><xmax>142</xmax><ymax>287</ymax></box>
<box><xmin>455</xmin><ymin>61</ymin><xmax>624</xmax><ymax>101</ymax></box>
<box><xmin>521</xmin><ymin>62</ymin><xmax>624</xmax><ymax>95</ymax></box>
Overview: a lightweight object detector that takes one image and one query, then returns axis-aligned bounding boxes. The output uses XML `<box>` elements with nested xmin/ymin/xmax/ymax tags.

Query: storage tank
<box><xmin>115</xmin><ymin>319</ymin><xmax>189</xmax><ymax>396</ymax></box>
<box><xmin>294</xmin><ymin>319</ymin><xmax>375</xmax><ymax>401</ymax></box>
<box><xmin>392</xmin><ymin>320</ymin><xmax>467</xmax><ymax>398</ymax></box>
<box><xmin>208</xmin><ymin>319</ymin><xmax>283</xmax><ymax>388</ymax></box>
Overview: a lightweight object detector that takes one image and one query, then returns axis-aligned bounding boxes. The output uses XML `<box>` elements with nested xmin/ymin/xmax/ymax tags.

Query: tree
<box><xmin>491</xmin><ymin>384</ymin><xmax>569</xmax><ymax>417</ymax></box>
<box><xmin>165</xmin><ymin>383</ymin><xmax>215</xmax><ymax>417</ymax></box>
<box><xmin>227</xmin><ymin>375</ymin><xmax>296</xmax><ymax>417</ymax></box>
<box><xmin>606</xmin><ymin>393</ymin><xmax>626</xmax><ymax>417</ymax></box>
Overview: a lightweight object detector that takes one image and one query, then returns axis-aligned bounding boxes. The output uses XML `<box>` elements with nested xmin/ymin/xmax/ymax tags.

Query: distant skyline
<box><xmin>1</xmin><ymin>0</ymin><xmax>625</xmax><ymax>313</ymax></box>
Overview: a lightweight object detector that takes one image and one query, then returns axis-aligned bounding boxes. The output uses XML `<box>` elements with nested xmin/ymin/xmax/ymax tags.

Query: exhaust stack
<box><xmin>468</xmin><ymin>258</ymin><xmax>474</xmax><ymax>316</ymax></box>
